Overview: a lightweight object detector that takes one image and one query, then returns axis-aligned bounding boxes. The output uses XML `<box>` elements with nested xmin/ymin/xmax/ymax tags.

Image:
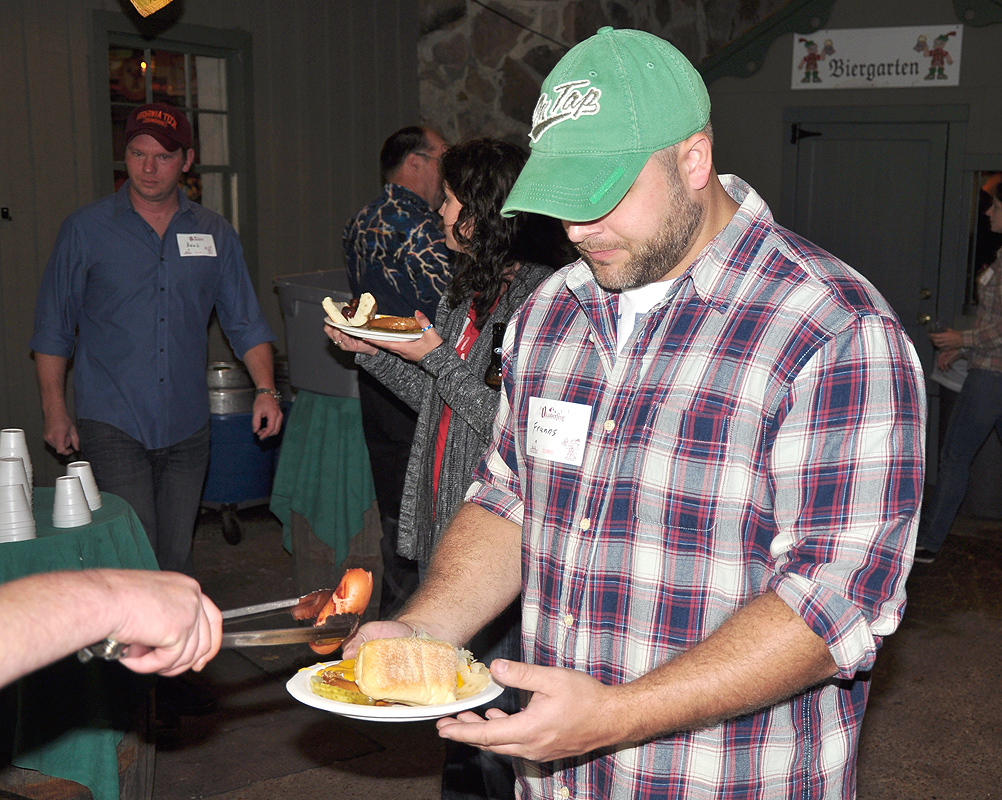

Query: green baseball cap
<box><xmin>501</xmin><ymin>27</ymin><xmax>710</xmax><ymax>221</ymax></box>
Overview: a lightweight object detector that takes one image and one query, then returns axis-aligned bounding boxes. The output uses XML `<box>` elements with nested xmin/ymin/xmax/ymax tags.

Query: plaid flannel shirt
<box><xmin>960</xmin><ymin>249</ymin><xmax>1002</xmax><ymax>373</ymax></box>
<box><xmin>466</xmin><ymin>176</ymin><xmax>925</xmax><ymax>800</ymax></box>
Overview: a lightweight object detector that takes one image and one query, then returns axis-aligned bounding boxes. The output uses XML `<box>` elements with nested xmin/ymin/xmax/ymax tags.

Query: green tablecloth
<box><xmin>269</xmin><ymin>390</ymin><xmax>376</xmax><ymax>562</ymax></box>
<box><xmin>0</xmin><ymin>488</ymin><xmax>157</xmax><ymax>800</ymax></box>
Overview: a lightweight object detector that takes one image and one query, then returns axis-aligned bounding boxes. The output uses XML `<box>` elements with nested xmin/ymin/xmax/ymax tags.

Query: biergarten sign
<box><xmin>791</xmin><ymin>25</ymin><xmax>963</xmax><ymax>89</ymax></box>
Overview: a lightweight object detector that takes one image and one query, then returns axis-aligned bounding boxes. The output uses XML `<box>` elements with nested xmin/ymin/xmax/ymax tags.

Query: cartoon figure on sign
<box><xmin>798</xmin><ymin>38</ymin><xmax>828</xmax><ymax>83</ymax></box>
<box><xmin>917</xmin><ymin>31</ymin><xmax>956</xmax><ymax>80</ymax></box>
<box><xmin>562</xmin><ymin>437</ymin><xmax>581</xmax><ymax>463</ymax></box>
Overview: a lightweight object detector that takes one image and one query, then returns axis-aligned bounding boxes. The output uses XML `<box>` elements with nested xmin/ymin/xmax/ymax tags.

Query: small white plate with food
<box><xmin>322</xmin><ymin>292</ymin><xmax>424</xmax><ymax>342</ymax></box>
<box><xmin>324</xmin><ymin>319</ymin><xmax>424</xmax><ymax>343</ymax></box>
<box><xmin>286</xmin><ymin>638</ymin><xmax>504</xmax><ymax>722</ymax></box>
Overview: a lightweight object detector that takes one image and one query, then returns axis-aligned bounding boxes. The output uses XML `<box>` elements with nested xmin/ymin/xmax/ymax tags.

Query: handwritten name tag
<box><xmin>527</xmin><ymin>397</ymin><xmax>592</xmax><ymax>466</ymax></box>
<box><xmin>177</xmin><ymin>233</ymin><xmax>217</xmax><ymax>257</ymax></box>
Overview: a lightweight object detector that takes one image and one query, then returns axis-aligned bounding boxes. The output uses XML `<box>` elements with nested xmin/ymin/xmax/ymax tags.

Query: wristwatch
<box><xmin>255</xmin><ymin>387</ymin><xmax>283</xmax><ymax>402</ymax></box>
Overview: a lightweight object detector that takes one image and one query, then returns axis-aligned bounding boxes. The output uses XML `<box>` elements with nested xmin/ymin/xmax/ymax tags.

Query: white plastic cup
<box><xmin>0</xmin><ymin>526</ymin><xmax>36</xmax><ymax>543</ymax></box>
<box><xmin>0</xmin><ymin>457</ymin><xmax>32</xmax><ymax>509</ymax></box>
<box><xmin>0</xmin><ymin>482</ymin><xmax>30</xmax><ymax>513</ymax></box>
<box><xmin>52</xmin><ymin>475</ymin><xmax>92</xmax><ymax>527</ymax></box>
<box><xmin>0</xmin><ymin>429</ymin><xmax>32</xmax><ymax>493</ymax></box>
<box><xmin>66</xmin><ymin>461</ymin><xmax>102</xmax><ymax>511</ymax></box>
<box><xmin>0</xmin><ymin>533</ymin><xmax>36</xmax><ymax>545</ymax></box>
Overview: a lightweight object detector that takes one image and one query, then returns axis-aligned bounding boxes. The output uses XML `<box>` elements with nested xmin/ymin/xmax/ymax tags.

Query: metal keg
<box><xmin>207</xmin><ymin>362</ymin><xmax>255</xmax><ymax>414</ymax></box>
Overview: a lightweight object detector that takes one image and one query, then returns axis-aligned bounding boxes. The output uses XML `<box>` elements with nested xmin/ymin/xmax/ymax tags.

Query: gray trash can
<box><xmin>273</xmin><ymin>270</ymin><xmax>358</xmax><ymax>398</ymax></box>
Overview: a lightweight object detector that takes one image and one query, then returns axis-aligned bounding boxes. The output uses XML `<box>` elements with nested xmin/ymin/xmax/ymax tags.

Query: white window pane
<box><xmin>200</xmin><ymin>172</ymin><xmax>224</xmax><ymax>216</ymax></box>
<box><xmin>198</xmin><ymin>112</ymin><xmax>229</xmax><ymax>165</ymax></box>
<box><xmin>230</xmin><ymin>173</ymin><xmax>239</xmax><ymax>235</ymax></box>
<box><xmin>195</xmin><ymin>56</ymin><xmax>227</xmax><ymax>111</ymax></box>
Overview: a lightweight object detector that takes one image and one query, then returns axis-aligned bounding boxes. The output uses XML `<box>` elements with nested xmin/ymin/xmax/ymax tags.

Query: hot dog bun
<box><xmin>366</xmin><ymin>315</ymin><xmax>422</xmax><ymax>332</ymax></box>
<box><xmin>322</xmin><ymin>292</ymin><xmax>377</xmax><ymax>327</ymax></box>
<box><xmin>356</xmin><ymin>638</ymin><xmax>458</xmax><ymax>705</ymax></box>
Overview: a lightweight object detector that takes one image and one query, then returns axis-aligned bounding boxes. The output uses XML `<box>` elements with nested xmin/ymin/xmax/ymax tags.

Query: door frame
<box><xmin>780</xmin><ymin>105</ymin><xmax>970</xmax><ymax>326</ymax></box>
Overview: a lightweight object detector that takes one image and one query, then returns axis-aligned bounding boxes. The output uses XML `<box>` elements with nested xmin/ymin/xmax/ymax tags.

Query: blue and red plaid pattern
<box><xmin>467</xmin><ymin>176</ymin><xmax>926</xmax><ymax>799</ymax></box>
<box><xmin>961</xmin><ymin>249</ymin><xmax>1002</xmax><ymax>372</ymax></box>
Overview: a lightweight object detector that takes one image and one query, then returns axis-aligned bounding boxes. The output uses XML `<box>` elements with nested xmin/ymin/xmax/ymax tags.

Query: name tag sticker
<box><xmin>527</xmin><ymin>397</ymin><xmax>592</xmax><ymax>466</ymax></box>
<box><xmin>177</xmin><ymin>233</ymin><xmax>217</xmax><ymax>257</ymax></box>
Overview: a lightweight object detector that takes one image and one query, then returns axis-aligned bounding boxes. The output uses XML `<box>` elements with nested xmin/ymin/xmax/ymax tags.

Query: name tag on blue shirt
<box><xmin>177</xmin><ymin>233</ymin><xmax>217</xmax><ymax>257</ymax></box>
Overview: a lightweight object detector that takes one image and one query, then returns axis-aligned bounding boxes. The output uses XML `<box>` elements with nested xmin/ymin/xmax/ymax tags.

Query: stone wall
<box><xmin>417</xmin><ymin>0</ymin><xmax>793</xmax><ymax>144</ymax></box>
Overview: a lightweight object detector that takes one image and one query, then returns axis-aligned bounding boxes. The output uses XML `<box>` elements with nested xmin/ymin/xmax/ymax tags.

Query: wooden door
<box><xmin>784</xmin><ymin>119</ymin><xmax>949</xmax><ymax>369</ymax></box>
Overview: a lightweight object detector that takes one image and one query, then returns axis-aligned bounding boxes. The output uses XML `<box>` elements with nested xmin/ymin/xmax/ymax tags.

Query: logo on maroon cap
<box><xmin>125</xmin><ymin>103</ymin><xmax>192</xmax><ymax>151</ymax></box>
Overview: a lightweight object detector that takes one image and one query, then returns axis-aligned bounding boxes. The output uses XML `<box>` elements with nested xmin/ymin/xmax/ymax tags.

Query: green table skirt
<box><xmin>1</xmin><ymin>488</ymin><xmax>157</xmax><ymax>800</ymax></box>
<box><xmin>269</xmin><ymin>390</ymin><xmax>376</xmax><ymax>563</ymax></box>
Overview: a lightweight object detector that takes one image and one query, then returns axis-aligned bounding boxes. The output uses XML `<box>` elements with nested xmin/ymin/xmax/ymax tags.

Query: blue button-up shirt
<box><xmin>31</xmin><ymin>183</ymin><xmax>275</xmax><ymax>449</ymax></box>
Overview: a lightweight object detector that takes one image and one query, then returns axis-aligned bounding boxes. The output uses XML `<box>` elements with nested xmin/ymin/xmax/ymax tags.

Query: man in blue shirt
<box><xmin>31</xmin><ymin>103</ymin><xmax>282</xmax><ymax>578</ymax></box>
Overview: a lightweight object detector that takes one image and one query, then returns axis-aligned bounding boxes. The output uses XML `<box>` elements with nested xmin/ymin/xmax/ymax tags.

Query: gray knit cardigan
<box><xmin>355</xmin><ymin>262</ymin><xmax>553</xmax><ymax>563</ymax></box>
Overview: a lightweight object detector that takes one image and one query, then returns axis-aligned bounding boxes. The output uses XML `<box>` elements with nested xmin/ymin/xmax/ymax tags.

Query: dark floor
<box><xmin>156</xmin><ymin>504</ymin><xmax>1002</xmax><ymax>800</ymax></box>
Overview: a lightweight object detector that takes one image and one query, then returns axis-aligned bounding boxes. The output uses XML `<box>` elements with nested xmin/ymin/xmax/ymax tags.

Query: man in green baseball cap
<box><xmin>344</xmin><ymin>27</ymin><xmax>925</xmax><ymax>800</ymax></box>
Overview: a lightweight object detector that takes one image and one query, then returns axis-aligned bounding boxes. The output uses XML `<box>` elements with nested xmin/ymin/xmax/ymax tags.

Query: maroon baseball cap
<box><xmin>125</xmin><ymin>103</ymin><xmax>192</xmax><ymax>152</ymax></box>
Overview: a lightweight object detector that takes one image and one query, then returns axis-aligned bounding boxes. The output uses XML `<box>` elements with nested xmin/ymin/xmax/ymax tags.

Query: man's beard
<box><xmin>577</xmin><ymin>164</ymin><xmax>704</xmax><ymax>291</ymax></box>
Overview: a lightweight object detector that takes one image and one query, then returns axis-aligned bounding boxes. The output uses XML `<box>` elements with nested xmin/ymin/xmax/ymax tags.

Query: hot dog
<box><xmin>309</xmin><ymin>568</ymin><xmax>373</xmax><ymax>655</ymax></box>
<box><xmin>365</xmin><ymin>315</ymin><xmax>423</xmax><ymax>332</ymax></box>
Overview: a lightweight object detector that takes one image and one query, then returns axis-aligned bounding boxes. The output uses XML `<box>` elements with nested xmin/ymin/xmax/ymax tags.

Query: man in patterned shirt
<box><xmin>346</xmin><ymin>29</ymin><xmax>925</xmax><ymax>799</ymax></box>
<box><xmin>343</xmin><ymin>126</ymin><xmax>453</xmax><ymax>617</ymax></box>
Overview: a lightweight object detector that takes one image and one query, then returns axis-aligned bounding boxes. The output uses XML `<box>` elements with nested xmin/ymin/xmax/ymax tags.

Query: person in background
<box><xmin>330</xmin><ymin>137</ymin><xmax>568</xmax><ymax>800</ymax></box>
<box><xmin>31</xmin><ymin>102</ymin><xmax>281</xmax><ymax>715</ymax></box>
<box><xmin>344</xmin><ymin>28</ymin><xmax>925</xmax><ymax>800</ymax></box>
<box><xmin>917</xmin><ymin>180</ymin><xmax>1002</xmax><ymax>562</ymax></box>
<box><xmin>0</xmin><ymin>568</ymin><xmax>222</xmax><ymax>690</ymax></box>
<box><xmin>343</xmin><ymin>125</ymin><xmax>454</xmax><ymax>618</ymax></box>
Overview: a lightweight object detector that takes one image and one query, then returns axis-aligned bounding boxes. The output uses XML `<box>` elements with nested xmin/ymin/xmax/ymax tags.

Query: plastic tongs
<box><xmin>78</xmin><ymin>589</ymin><xmax>358</xmax><ymax>662</ymax></box>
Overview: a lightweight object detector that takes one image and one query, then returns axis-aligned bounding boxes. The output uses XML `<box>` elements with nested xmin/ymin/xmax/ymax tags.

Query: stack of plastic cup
<box><xmin>66</xmin><ymin>461</ymin><xmax>102</xmax><ymax>511</ymax></box>
<box><xmin>0</xmin><ymin>429</ymin><xmax>32</xmax><ymax>502</ymax></box>
<box><xmin>0</xmin><ymin>483</ymin><xmax>35</xmax><ymax>542</ymax></box>
<box><xmin>52</xmin><ymin>475</ymin><xmax>92</xmax><ymax>528</ymax></box>
<box><xmin>0</xmin><ymin>456</ymin><xmax>32</xmax><ymax>510</ymax></box>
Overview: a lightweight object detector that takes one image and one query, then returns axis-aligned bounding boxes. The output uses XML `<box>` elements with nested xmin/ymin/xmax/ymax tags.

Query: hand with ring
<box><xmin>323</xmin><ymin>323</ymin><xmax>379</xmax><ymax>355</ymax></box>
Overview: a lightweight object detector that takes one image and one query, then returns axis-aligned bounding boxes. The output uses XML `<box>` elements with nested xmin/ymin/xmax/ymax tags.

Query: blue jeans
<box><xmin>917</xmin><ymin>368</ymin><xmax>1002</xmax><ymax>553</ymax></box>
<box><xmin>78</xmin><ymin>419</ymin><xmax>211</xmax><ymax>575</ymax></box>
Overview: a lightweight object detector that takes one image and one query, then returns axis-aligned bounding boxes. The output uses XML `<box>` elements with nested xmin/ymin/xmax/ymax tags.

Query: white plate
<box><xmin>286</xmin><ymin>660</ymin><xmax>504</xmax><ymax>722</ymax></box>
<box><xmin>324</xmin><ymin>318</ymin><xmax>424</xmax><ymax>342</ymax></box>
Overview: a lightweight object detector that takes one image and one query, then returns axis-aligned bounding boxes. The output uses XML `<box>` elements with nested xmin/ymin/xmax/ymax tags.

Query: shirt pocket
<box><xmin>634</xmin><ymin>405</ymin><xmax>733</xmax><ymax>531</ymax></box>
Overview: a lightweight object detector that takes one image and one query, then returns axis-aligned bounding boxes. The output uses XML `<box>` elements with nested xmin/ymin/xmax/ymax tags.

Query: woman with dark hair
<box><xmin>327</xmin><ymin>137</ymin><xmax>568</xmax><ymax>800</ymax></box>
<box><xmin>917</xmin><ymin>178</ymin><xmax>1002</xmax><ymax>562</ymax></box>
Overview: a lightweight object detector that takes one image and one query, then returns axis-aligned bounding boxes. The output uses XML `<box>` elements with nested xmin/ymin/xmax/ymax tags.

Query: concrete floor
<box><xmin>158</xmin><ymin>504</ymin><xmax>1002</xmax><ymax>800</ymax></box>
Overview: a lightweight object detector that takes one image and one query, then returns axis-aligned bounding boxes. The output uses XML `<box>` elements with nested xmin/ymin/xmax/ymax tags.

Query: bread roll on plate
<box><xmin>323</xmin><ymin>292</ymin><xmax>377</xmax><ymax>327</ymax></box>
<box><xmin>355</xmin><ymin>637</ymin><xmax>491</xmax><ymax>706</ymax></box>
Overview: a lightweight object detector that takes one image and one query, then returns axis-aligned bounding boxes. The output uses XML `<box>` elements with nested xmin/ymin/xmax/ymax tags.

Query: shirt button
<box><xmin>563</xmin><ymin>614</ymin><xmax>574</xmax><ymax>627</ymax></box>
<box><xmin>603</xmin><ymin>419</ymin><xmax>615</xmax><ymax>432</ymax></box>
<box><xmin>579</xmin><ymin>517</ymin><xmax>590</xmax><ymax>531</ymax></box>
<box><xmin>558</xmin><ymin>786</ymin><xmax>570</xmax><ymax>799</ymax></box>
